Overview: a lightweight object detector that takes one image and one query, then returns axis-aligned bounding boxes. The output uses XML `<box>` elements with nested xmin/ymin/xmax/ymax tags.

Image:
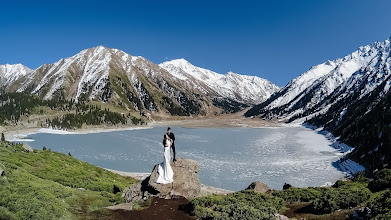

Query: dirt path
<box><xmin>93</xmin><ymin>197</ymin><xmax>195</xmax><ymax>220</ymax></box>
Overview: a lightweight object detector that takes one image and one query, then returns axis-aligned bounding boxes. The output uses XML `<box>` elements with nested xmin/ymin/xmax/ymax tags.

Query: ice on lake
<box><xmin>22</xmin><ymin>126</ymin><xmax>345</xmax><ymax>191</ymax></box>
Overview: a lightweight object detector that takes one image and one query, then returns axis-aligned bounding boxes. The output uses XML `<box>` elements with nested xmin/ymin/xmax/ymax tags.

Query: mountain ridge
<box><xmin>159</xmin><ymin>58</ymin><xmax>279</xmax><ymax>105</ymax></box>
<box><xmin>245</xmin><ymin>37</ymin><xmax>391</xmax><ymax>120</ymax></box>
<box><xmin>245</xmin><ymin>36</ymin><xmax>391</xmax><ymax>174</ymax></box>
<box><xmin>2</xmin><ymin>46</ymin><xmax>279</xmax><ymax>117</ymax></box>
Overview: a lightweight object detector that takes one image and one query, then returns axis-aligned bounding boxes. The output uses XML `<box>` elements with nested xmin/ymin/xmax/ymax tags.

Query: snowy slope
<box><xmin>0</xmin><ymin>64</ymin><xmax>32</xmax><ymax>87</ymax></box>
<box><xmin>15</xmin><ymin>46</ymin><xmax>114</xmax><ymax>100</ymax></box>
<box><xmin>160</xmin><ymin>59</ymin><xmax>279</xmax><ymax>104</ymax></box>
<box><xmin>246</xmin><ymin>37</ymin><xmax>391</xmax><ymax>120</ymax></box>
<box><xmin>305</xmin><ymin>37</ymin><xmax>391</xmax><ymax>174</ymax></box>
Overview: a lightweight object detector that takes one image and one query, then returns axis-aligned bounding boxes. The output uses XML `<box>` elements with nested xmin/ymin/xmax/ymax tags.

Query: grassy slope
<box><xmin>0</xmin><ymin>141</ymin><xmax>137</xmax><ymax>220</ymax></box>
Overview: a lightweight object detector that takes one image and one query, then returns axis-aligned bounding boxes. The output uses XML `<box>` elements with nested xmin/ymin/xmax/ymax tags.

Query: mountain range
<box><xmin>245</xmin><ymin>37</ymin><xmax>391</xmax><ymax>174</ymax></box>
<box><xmin>1</xmin><ymin>37</ymin><xmax>391</xmax><ymax>173</ymax></box>
<box><xmin>0</xmin><ymin>46</ymin><xmax>279</xmax><ymax>116</ymax></box>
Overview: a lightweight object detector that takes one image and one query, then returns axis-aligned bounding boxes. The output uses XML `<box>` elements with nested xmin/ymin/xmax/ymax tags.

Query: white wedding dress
<box><xmin>156</xmin><ymin>140</ymin><xmax>174</xmax><ymax>184</ymax></box>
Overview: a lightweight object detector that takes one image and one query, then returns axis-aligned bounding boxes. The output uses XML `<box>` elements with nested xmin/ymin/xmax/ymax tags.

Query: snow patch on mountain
<box><xmin>75</xmin><ymin>46</ymin><xmax>112</xmax><ymax>101</ymax></box>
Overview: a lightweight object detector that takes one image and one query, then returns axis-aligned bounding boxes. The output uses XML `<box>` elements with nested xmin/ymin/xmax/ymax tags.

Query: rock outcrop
<box><xmin>283</xmin><ymin>183</ymin><xmax>293</xmax><ymax>190</ymax></box>
<box><xmin>245</xmin><ymin>181</ymin><xmax>272</xmax><ymax>194</ymax></box>
<box><xmin>200</xmin><ymin>184</ymin><xmax>233</xmax><ymax>196</ymax></box>
<box><xmin>275</xmin><ymin>213</ymin><xmax>290</xmax><ymax>220</ymax></box>
<box><xmin>22</xmin><ymin>143</ymin><xmax>33</xmax><ymax>153</ymax></box>
<box><xmin>123</xmin><ymin>158</ymin><xmax>202</xmax><ymax>204</ymax></box>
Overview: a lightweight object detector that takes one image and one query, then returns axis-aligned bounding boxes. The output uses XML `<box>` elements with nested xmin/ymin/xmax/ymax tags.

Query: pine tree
<box><xmin>1</xmin><ymin>133</ymin><xmax>5</xmax><ymax>142</ymax></box>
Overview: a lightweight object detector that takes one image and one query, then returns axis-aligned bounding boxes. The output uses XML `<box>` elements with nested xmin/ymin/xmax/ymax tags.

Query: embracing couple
<box><xmin>156</xmin><ymin>127</ymin><xmax>176</xmax><ymax>184</ymax></box>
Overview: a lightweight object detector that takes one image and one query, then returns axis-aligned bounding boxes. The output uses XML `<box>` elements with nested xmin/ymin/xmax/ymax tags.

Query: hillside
<box><xmin>0</xmin><ymin>92</ymin><xmax>145</xmax><ymax>130</ymax></box>
<box><xmin>0</xmin><ymin>141</ymin><xmax>137</xmax><ymax>219</ymax></box>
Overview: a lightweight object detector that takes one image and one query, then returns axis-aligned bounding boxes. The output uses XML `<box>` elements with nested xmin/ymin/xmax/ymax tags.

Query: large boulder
<box><xmin>245</xmin><ymin>181</ymin><xmax>271</xmax><ymax>194</ymax></box>
<box><xmin>275</xmin><ymin>213</ymin><xmax>290</xmax><ymax>220</ymax></box>
<box><xmin>283</xmin><ymin>183</ymin><xmax>293</xmax><ymax>190</ymax></box>
<box><xmin>22</xmin><ymin>143</ymin><xmax>33</xmax><ymax>153</ymax></box>
<box><xmin>123</xmin><ymin>158</ymin><xmax>201</xmax><ymax>203</ymax></box>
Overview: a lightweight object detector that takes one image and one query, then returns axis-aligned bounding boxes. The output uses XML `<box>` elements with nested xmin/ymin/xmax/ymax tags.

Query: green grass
<box><xmin>310</xmin><ymin>181</ymin><xmax>371</xmax><ymax>214</ymax></box>
<box><xmin>369</xmin><ymin>169</ymin><xmax>391</xmax><ymax>192</ymax></box>
<box><xmin>272</xmin><ymin>186</ymin><xmax>324</xmax><ymax>203</ymax></box>
<box><xmin>367</xmin><ymin>189</ymin><xmax>391</xmax><ymax>219</ymax></box>
<box><xmin>0</xmin><ymin>141</ymin><xmax>137</xmax><ymax>219</ymax></box>
<box><xmin>132</xmin><ymin>198</ymin><xmax>152</xmax><ymax>211</ymax></box>
<box><xmin>187</xmin><ymin>190</ymin><xmax>285</xmax><ymax>220</ymax></box>
<box><xmin>30</xmin><ymin>106</ymin><xmax>58</xmax><ymax>116</ymax></box>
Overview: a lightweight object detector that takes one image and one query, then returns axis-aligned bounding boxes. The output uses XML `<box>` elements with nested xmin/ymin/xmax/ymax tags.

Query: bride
<box><xmin>156</xmin><ymin>134</ymin><xmax>174</xmax><ymax>184</ymax></box>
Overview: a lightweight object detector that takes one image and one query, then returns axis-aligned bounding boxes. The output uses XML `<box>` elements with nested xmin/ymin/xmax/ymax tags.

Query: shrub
<box><xmin>310</xmin><ymin>182</ymin><xmax>371</xmax><ymax>214</ymax></box>
<box><xmin>332</xmin><ymin>180</ymin><xmax>348</xmax><ymax>188</ymax></box>
<box><xmin>272</xmin><ymin>186</ymin><xmax>323</xmax><ymax>203</ymax></box>
<box><xmin>351</xmin><ymin>172</ymin><xmax>370</xmax><ymax>184</ymax></box>
<box><xmin>188</xmin><ymin>190</ymin><xmax>285</xmax><ymax>220</ymax></box>
<box><xmin>132</xmin><ymin>198</ymin><xmax>152</xmax><ymax>211</ymax></box>
<box><xmin>369</xmin><ymin>169</ymin><xmax>391</xmax><ymax>192</ymax></box>
<box><xmin>367</xmin><ymin>189</ymin><xmax>391</xmax><ymax>219</ymax></box>
<box><xmin>0</xmin><ymin>206</ymin><xmax>14</xmax><ymax>220</ymax></box>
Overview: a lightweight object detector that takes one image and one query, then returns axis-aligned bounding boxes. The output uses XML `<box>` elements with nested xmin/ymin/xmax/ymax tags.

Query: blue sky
<box><xmin>0</xmin><ymin>0</ymin><xmax>390</xmax><ymax>86</ymax></box>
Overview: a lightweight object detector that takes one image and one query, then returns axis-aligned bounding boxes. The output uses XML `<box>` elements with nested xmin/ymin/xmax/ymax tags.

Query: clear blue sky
<box><xmin>1</xmin><ymin>0</ymin><xmax>390</xmax><ymax>86</ymax></box>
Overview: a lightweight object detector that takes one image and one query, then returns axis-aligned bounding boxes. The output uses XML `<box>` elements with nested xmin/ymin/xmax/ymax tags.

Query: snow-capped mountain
<box><xmin>160</xmin><ymin>59</ymin><xmax>279</xmax><ymax>104</ymax></box>
<box><xmin>6</xmin><ymin>46</ymin><xmax>214</xmax><ymax>116</ymax></box>
<box><xmin>0</xmin><ymin>64</ymin><xmax>32</xmax><ymax>88</ymax></box>
<box><xmin>246</xmin><ymin>36</ymin><xmax>391</xmax><ymax>173</ymax></box>
<box><xmin>245</xmin><ymin>37</ymin><xmax>391</xmax><ymax>120</ymax></box>
<box><xmin>307</xmin><ymin>38</ymin><xmax>391</xmax><ymax>173</ymax></box>
<box><xmin>5</xmin><ymin>46</ymin><xmax>277</xmax><ymax>116</ymax></box>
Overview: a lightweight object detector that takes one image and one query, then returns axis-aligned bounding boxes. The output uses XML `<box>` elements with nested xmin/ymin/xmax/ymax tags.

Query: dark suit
<box><xmin>167</xmin><ymin>132</ymin><xmax>176</xmax><ymax>161</ymax></box>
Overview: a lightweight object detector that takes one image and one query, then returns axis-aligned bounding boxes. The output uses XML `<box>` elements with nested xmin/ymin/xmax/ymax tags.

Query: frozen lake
<box><xmin>21</xmin><ymin>126</ymin><xmax>345</xmax><ymax>191</ymax></box>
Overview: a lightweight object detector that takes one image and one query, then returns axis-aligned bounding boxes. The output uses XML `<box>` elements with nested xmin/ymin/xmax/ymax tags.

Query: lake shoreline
<box><xmin>3</xmin><ymin>118</ymin><xmax>363</xmax><ymax>190</ymax></box>
<box><xmin>2</xmin><ymin>116</ymin><xmax>281</xmax><ymax>141</ymax></box>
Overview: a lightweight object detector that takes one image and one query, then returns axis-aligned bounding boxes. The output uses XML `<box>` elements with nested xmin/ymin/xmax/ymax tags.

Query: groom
<box><xmin>166</xmin><ymin>127</ymin><xmax>176</xmax><ymax>162</ymax></box>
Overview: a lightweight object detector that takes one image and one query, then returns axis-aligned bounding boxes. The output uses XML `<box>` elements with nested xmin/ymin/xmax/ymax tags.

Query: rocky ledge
<box><xmin>122</xmin><ymin>158</ymin><xmax>203</xmax><ymax>204</ymax></box>
<box><xmin>116</xmin><ymin>158</ymin><xmax>289</xmax><ymax>220</ymax></box>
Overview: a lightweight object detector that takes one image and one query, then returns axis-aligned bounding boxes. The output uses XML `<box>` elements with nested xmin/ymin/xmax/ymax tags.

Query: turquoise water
<box><xmin>22</xmin><ymin>126</ymin><xmax>345</xmax><ymax>191</ymax></box>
